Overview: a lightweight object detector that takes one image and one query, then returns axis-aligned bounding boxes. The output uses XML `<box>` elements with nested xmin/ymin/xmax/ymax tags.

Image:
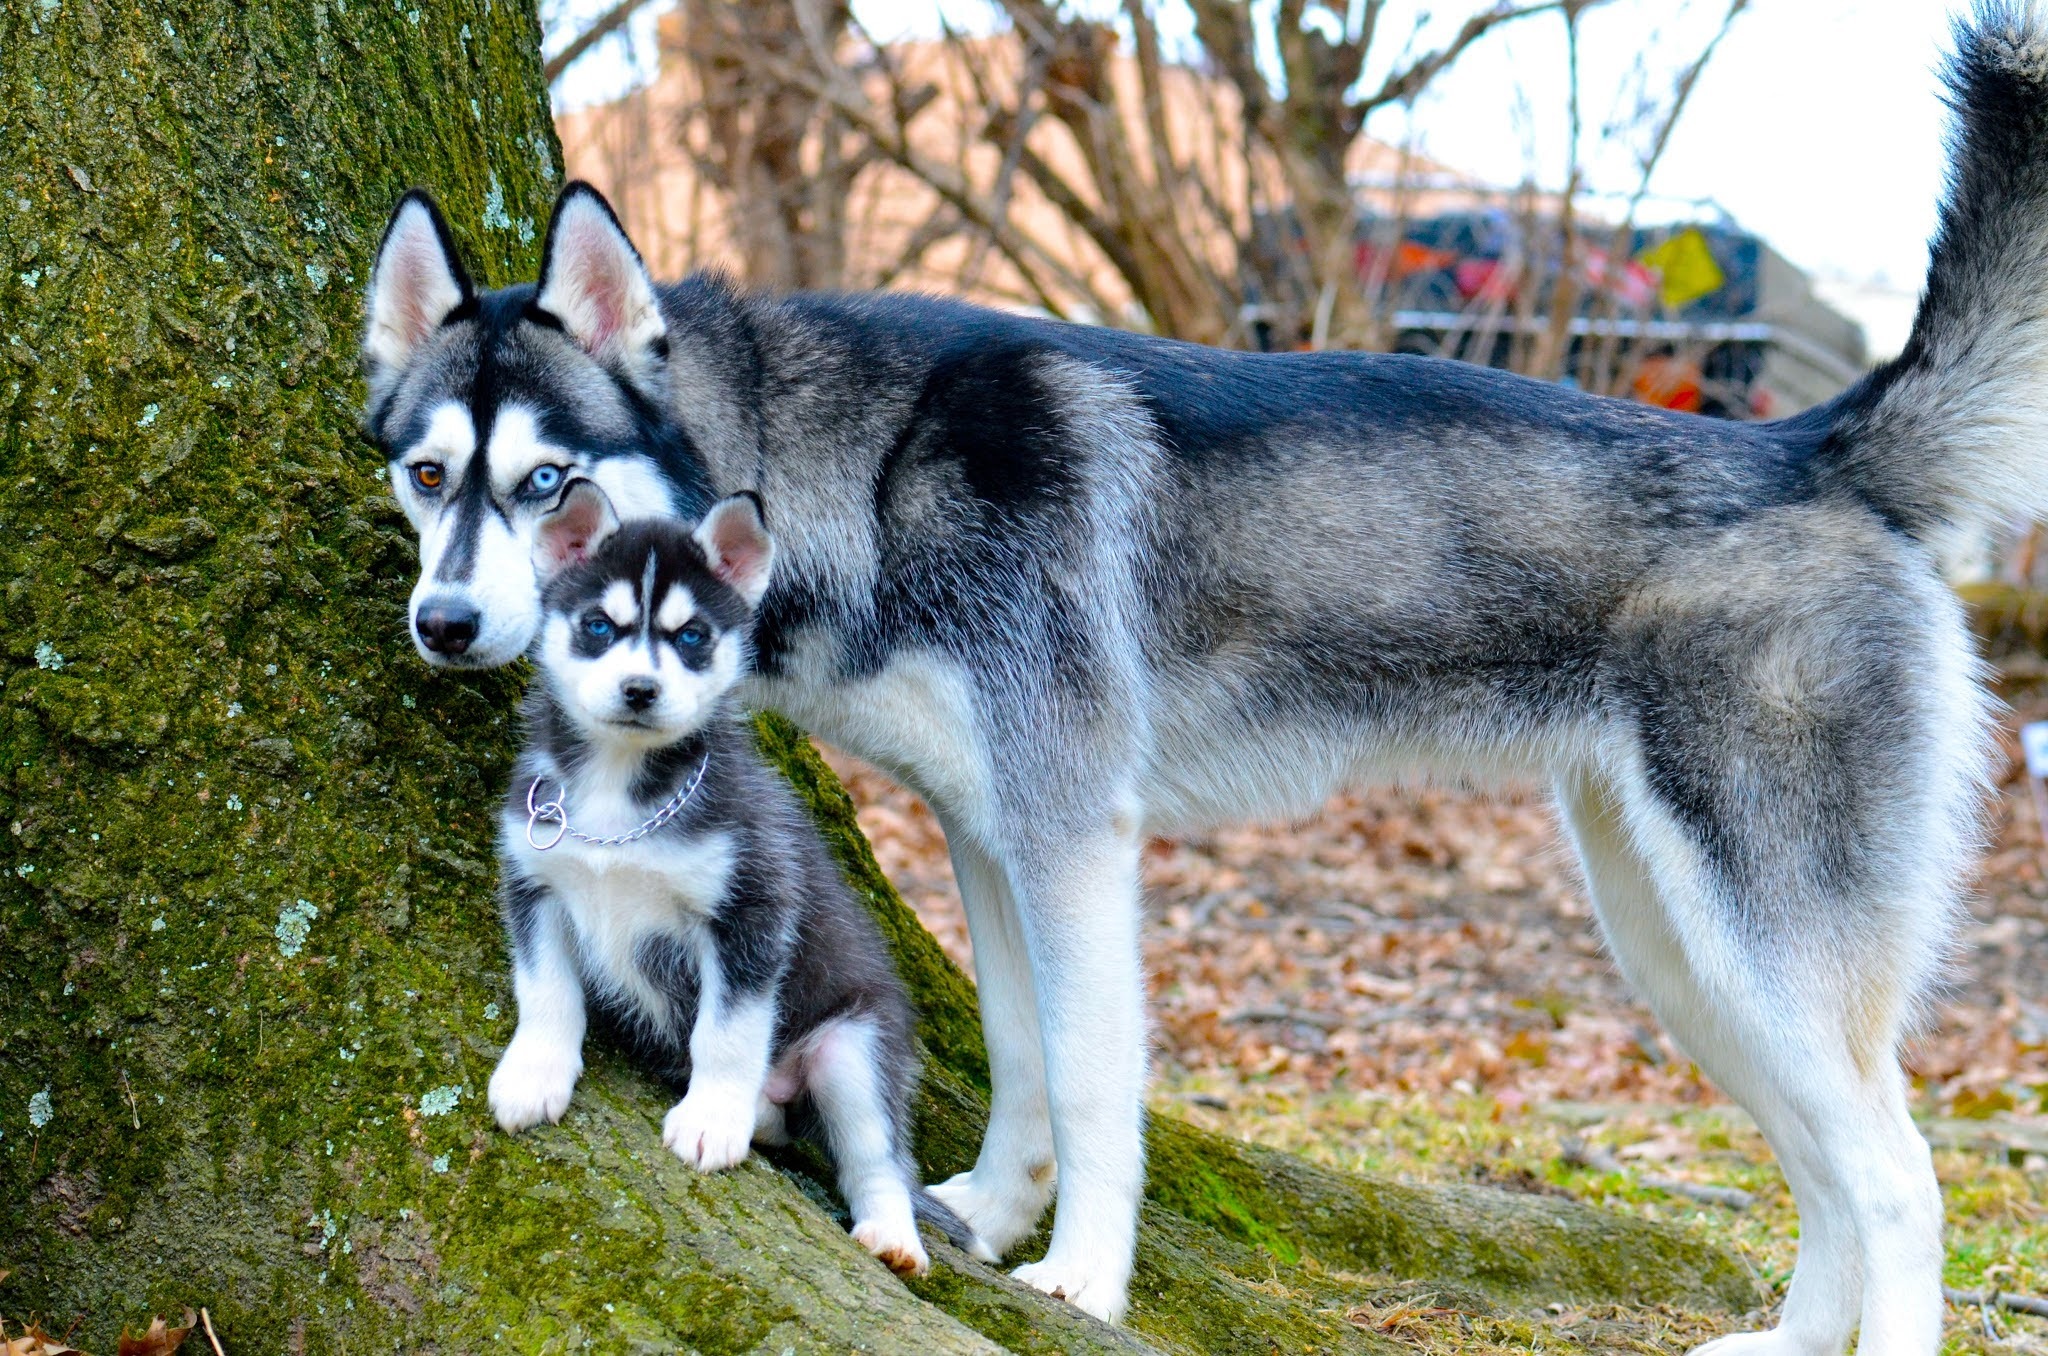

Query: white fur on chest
<box><xmin>505</xmin><ymin>801</ymin><xmax>736</xmax><ymax>1028</ymax></box>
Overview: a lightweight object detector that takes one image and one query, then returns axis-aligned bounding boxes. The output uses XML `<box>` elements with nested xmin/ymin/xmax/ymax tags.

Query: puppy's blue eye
<box><xmin>678</xmin><ymin>624</ymin><xmax>708</xmax><ymax>647</ymax></box>
<box><xmin>584</xmin><ymin>614</ymin><xmax>613</xmax><ymax>639</ymax></box>
<box><xmin>526</xmin><ymin>465</ymin><xmax>565</xmax><ymax>495</ymax></box>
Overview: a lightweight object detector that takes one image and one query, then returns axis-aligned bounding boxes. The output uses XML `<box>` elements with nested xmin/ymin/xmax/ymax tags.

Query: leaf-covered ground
<box><xmin>830</xmin><ymin>665</ymin><xmax>2048</xmax><ymax>1352</ymax></box>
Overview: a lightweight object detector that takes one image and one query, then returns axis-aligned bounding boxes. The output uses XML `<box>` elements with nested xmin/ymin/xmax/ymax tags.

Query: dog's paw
<box><xmin>927</xmin><ymin>1166</ymin><xmax>1052</xmax><ymax>1258</ymax></box>
<box><xmin>662</xmin><ymin>1084</ymin><xmax>756</xmax><ymax>1171</ymax></box>
<box><xmin>1012</xmin><ymin>1254</ymin><xmax>1129</xmax><ymax>1325</ymax></box>
<box><xmin>852</xmin><ymin>1215</ymin><xmax>930</xmax><ymax>1278</ymax></box>
<box><xmin>487</xmin><ymin>1040</ymin><xmax>582</xmax><ymax>1132</ymax></box>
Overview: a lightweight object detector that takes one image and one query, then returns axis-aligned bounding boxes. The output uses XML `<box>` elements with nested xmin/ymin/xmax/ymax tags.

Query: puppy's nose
<box><xmin>620</xmin><ymin>677</ymin><xmax>660</xmax><ymax>712</ymax></box>
<box><xmin>416</xmin><ymin>603</ymin><xmax>480</xmax><ymax>655</ymax></box>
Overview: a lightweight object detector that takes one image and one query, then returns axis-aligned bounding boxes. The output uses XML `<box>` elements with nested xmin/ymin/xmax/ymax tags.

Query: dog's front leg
<box><xmin>927</xmin><ymin>830</ymin><xmax>1060</xmax><ymax>1254</ymax></box>
<box><xmin>489</xmin><ymin>882</ymin><xmax>588</xmax><ymax>1132</ymax></box>
<box><xmin>663</xmin><ymin>920</ymin><xmax>779</xmax><ymax>1172</ymax></box>
<box><xmin>1005</xmin><ymin>828</ymin><xmax>1146</xmax><ymax>1325</ymax></box>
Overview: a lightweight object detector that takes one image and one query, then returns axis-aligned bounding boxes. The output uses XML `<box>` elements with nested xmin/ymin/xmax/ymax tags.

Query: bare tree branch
<box><xmin>545</xmin><ymin>0</ymin><xmax>657</xmax><ymax>83</ymax></box>
<box><xmin>1351</xmin><ymin>0</ymin><xmax>1604</xmax><ymax>121</ymax></box>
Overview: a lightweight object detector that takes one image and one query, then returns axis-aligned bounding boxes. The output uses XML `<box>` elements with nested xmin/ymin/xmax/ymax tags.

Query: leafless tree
<box><xmin>551</xmin><ymin>0</ymin><xmax>1756</xmax><ymax>395</ymax></box>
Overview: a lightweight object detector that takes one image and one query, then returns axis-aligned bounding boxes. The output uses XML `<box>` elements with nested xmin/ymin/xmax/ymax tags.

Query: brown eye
<box><xmin>411</xmin><ymin>463</ymin><xmax>444</xmax><ymax>491</ymax></box>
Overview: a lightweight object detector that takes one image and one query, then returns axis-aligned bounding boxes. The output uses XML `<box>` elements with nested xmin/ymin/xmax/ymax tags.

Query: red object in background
<box><xmin>1582</xmin><ymin>248</ymin><xmax>1658</xmax><ymax>309</ymax></box>
<box><xmin>1453</xmin><ymin>257</ymin><xmax>1516</xmax><ymax>303</ymax></box>
<box><xmin>1354</xmin><ymin>239</ymin><xmax>1460</xmax><ymax>282</ymax></box>
<box><xmin>1632</xmin><ymin>354</ymin><xmax>1703</xmax><ymax>412</ymax></box>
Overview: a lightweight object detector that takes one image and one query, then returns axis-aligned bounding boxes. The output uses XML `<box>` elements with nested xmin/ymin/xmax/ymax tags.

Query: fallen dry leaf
<box><xmin>4</xmin><ymin>1329</ymin><xmax>82</xmax><ymax>1356</ymax></box>
<box><xmin>115</xmin><ymin>1311</ymin><xmax>193</xmax><ymax>1356</ymax></box>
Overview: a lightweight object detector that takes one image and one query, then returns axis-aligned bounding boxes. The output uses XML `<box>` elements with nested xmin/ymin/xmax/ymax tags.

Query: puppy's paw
<box><xmin>852</xmin><ymin>1215</ymin><xmax>930</xmax><ymax>1278</ymax></box>
<box><xmin>927</xmin><ymin>1166</ymin><xmax>1052</xmax><ymax>1258</ymax></box>
<box><xmin>487</xmin><ymin>1040</ymin><xmax>582</xmax><ymax>1132</ymax></box>
<box><xmin>1013</xmin><ymin>1254</ymin><xmax>1130</xmax><ymax>1325</ymax></box>
<box><xmin>662</xmin><ymin>1084</ymin><xmax>756</xmax><ymax>1171</ymax></box>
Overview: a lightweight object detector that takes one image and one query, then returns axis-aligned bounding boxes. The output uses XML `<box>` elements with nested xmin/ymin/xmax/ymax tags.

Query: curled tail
<box><xmin>1818</xmin><ymin>2</ymin><xmax>2048</xmax><ymax>541</ymax></box>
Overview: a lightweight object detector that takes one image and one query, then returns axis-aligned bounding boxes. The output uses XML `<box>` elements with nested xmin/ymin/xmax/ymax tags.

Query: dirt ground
<box><xmin>828</xmin><ymin>668</ymin><xmax>2048</xmax><ymax>1123</ymax></box>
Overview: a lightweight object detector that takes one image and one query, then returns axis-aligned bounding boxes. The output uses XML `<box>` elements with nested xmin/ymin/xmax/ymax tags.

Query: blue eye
<box><xmin>678</xmin><ymin>623</ymin><xmax>708</xmax><ymax>647</ymax></box>
<box><xmin>583</xmin><ymin>613</ymin><xmax>613</xmax><ymax>639</ymax></box>
<box><xmin>526</xmin><ymin>465</ymin><xmax>565</xmax><ymax>495</ymax></box>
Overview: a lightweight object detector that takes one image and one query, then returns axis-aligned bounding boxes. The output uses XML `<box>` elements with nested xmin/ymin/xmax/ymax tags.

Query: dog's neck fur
<box><xmin>528</xmin><ymin>682</ymin><xmax>720</xmax><ymax>810</ymax></box>
<box><xmin>652</xmin><ymin>278</ymin><xmax>912</xmax><ymax>593</ymax></box>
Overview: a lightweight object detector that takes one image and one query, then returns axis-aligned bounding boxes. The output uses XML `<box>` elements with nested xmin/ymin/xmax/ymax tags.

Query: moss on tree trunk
<box><xmin>0</xmin><ymin>4</ymin><xmax>1750</xmax><ymax>1350</ymax></box>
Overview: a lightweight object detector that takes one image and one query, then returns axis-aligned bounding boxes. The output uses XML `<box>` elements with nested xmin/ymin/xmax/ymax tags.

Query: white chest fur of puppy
<box><xmin>485</xmin><ymin>481</ymin><xmax>985</xmax><ymax>1278</ymax></box>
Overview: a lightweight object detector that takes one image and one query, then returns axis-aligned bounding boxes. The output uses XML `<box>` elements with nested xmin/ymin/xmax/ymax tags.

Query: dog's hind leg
<box><xmin>1564</xmin><ymin>740</ymin><xmax>1953</xmax><ymax>1356</ymax></box>
<box><xmin>1558</xmin><ymin>768</ymin><xmax>1864</xmax><ymax>1354</ymax></box>
<box><xmin>807</xmin><ymin>1015</ymin><xmax>931</xmax><ymax>1277</ymax></box>
<box><xmin>926</xmin><ymin>829</ymin><xmax>1060</xmax><ymax>1256</ymax></box>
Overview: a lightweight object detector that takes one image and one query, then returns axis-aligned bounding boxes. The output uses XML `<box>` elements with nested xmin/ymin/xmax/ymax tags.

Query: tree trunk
<box><xmin>0</xmin><ymin>4</ymin><xmax>1751</xmax><ymax>1350</ymax></box>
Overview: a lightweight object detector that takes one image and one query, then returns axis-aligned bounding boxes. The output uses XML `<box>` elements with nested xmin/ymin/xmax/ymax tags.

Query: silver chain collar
<box><xmin>524</xmin><ymin>753</ymin><xmax>710</xmax><ymax>851</ymax></box>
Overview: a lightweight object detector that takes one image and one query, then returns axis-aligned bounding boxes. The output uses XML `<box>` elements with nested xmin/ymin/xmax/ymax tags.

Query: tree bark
<box><xmin>1</xmin><ymin>3</ymin><xmax>1751</xmax><ymax>1350</ymax></box>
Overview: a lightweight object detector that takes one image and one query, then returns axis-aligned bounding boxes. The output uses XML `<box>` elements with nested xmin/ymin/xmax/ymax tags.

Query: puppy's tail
<box><xmin>1813</xmin><ymin>2</ymin><xmax>2048</xmax><ymax>543</ymax></box>
<box><xmin>913</xmin><ymin>1188</ymin><xmax>999</xmax><ymax>1263</ymax></box>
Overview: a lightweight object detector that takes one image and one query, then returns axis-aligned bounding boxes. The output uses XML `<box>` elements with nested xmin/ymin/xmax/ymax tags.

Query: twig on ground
<box><xmin>1560</xmin><ymin>1136</ymin><xmax>1756</xmax><ymax>1210</ymax></box>
<box><xmin>1946</xmin><ymin>1285</ymin><xmax>2048</xmax><ymax>1320</ymax></box>
<box><xmin>1223</xmin><ymin>1006</ymin><xmax>1345</xmax><ymax>1031</ymax></box>
<box><xmin>201</xmin><ymin>1306</ymin><xmax>227</xmax><ymax>1355</ymax></box>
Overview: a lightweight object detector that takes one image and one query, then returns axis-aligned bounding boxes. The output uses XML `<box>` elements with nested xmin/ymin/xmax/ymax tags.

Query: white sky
<box><xmin>546</xmin><ymin>0</ymin><xmax>1956</xmax><ymax>294</ymax></box>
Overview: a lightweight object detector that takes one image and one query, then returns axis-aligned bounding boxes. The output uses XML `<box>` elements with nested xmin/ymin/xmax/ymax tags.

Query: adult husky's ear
<box><xmin>533</xmin><ymin>182</ymin><xmax>667</xmax><ymax>371</ymax></box>
<box><xmin>363</xmin><ymin>190</ymin><xmax>474</xmax><ymax>379</ymax></box>
<box><xmin>534</xmin><ymin>479</ymin><xmax>620</xmax><ymax>579</ymax></box>
<box><xmin>692</xmin><ymin>493</ymin><xmax>775</xmax><ymax>608</ymax></box>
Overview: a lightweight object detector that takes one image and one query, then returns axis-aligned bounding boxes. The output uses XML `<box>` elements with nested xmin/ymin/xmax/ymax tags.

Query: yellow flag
<box><xmin>1638</xmin><ymin>227</ymin><xmax>1725</xmax><ymax>309</ymax></box>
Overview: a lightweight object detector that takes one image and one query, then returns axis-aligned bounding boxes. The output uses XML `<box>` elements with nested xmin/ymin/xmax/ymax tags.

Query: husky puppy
<box><xmin>366</xmin><ymin>8</ymin><xmax>2048</xmax><ymax>1346</ymax></box>
<box><xmin>486</xmin><ymin>480</ymin><xmax>973</xmax><ymax>1277</ymax></box>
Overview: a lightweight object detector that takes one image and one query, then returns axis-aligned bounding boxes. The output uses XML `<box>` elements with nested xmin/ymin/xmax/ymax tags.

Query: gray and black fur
<box><xmin>489</xmin><ymin>500</ymin><xmax>978</xmax><ymax>1276</ymax></box>
<box><xmin>367</xmin><ymin>7</ymin><xmax>2048</xmax><ymax>1345</ymax></box>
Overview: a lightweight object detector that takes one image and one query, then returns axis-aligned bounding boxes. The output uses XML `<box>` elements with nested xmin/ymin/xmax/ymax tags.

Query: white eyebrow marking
<box><xmin>655</xmin><ymin>583</ymin><xmax>696</xmax><ymax>633</ymax></box>
<box><xmin>408</xmin><ymin>401</ymin><xmax>476</xmax><ymax>482</ymax></box>
<box><xmin>639</xmin><ymin>550</ymin><xmax>659</xmax><ymax>636</ymax></box>
<box><xmin>600</xmin><ymin>580</ymin><xmax>639</xmax><ymax>626</ymax></box>
<box><xmin>487</xmin><ymin>404</ymin><xmax>573</xmax><ymax>497</ymax></box>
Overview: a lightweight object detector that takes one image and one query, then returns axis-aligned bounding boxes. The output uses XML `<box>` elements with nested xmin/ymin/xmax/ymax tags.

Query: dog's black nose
<box><xmin>416</xmin><ymin>603</ymin><xmax>480</xmax><ymax>656</ymax></box>
<box><xmin>620</xmin><ymin>677</ymin><xmax>660</xmax><ymax>711</ymax></box>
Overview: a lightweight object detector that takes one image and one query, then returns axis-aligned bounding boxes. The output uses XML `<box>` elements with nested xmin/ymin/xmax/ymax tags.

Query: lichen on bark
<box><xmin>1</xmin><ymin>3</ymin><xmax>1750</xmax><ymax>1351</ymax></box>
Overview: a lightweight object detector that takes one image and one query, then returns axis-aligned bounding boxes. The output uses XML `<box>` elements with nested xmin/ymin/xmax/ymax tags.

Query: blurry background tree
<box><xmin>544</xmin><ymin>0</ymin><xmax>1862</xmax><ymax>418</ymax></box>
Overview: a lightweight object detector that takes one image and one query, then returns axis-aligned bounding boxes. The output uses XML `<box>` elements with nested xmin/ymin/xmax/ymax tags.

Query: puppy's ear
<box><xmin>534</xmin><ymin>479</ymin><xmax>620</xmax><ymax>579</ymax></box>
<box><xmin>692</xmin><ymin>493</ymin><xmax>774</xmax><ymax>608</ymax></box>
<box><xmin>533</xmin><ymin>182</ymin><xmax>667</xmax><ymax>369</ymax></box>
<box><xmin>363</xmin><ymin>191</ymin><xmax>474</xmax><ymax>378</ymax></box>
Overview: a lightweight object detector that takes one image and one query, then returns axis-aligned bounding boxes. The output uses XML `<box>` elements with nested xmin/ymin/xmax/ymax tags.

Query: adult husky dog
<box><xmin>362</xmin><ymin>8</ymin><xmax>2047</xmax><ymax>1347</ymax></box>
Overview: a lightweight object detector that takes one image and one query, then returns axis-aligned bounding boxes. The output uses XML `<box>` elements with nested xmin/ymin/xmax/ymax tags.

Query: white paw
<box><xmin>662</xmin><ymin>1083</ymin><xmax>756</xmax><ymax>1172</ymax></box>
<box><xmin>852</xmin><ymin>1214</ymin><xmax>930</xmax><ymax>1278</ymax></box>
<box><xmin>1012</xmin><ymin>1254</ymin><xmax>1129</xmax><ymax>1325</ymax></box>
<box><xmin>927</xmin><ymin>1167</ymin><xmax>1052</xmax><ymax>1258</ymax></box>
<box><xmin>487</xmin><ymin>1039</ymin><xmax>582</xmax><ymax>1132</ymax></box>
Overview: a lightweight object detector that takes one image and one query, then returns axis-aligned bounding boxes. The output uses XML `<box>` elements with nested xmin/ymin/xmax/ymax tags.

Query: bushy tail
<box><xmin>913</xmin><ymin>1188</ymin><xmax>998</xmax><ymax>1262</ymax></box>
<box><xmin>1818</xmin><ymin>3</ymin><xmax>2048</xmax><ymax>541</ymax></box>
